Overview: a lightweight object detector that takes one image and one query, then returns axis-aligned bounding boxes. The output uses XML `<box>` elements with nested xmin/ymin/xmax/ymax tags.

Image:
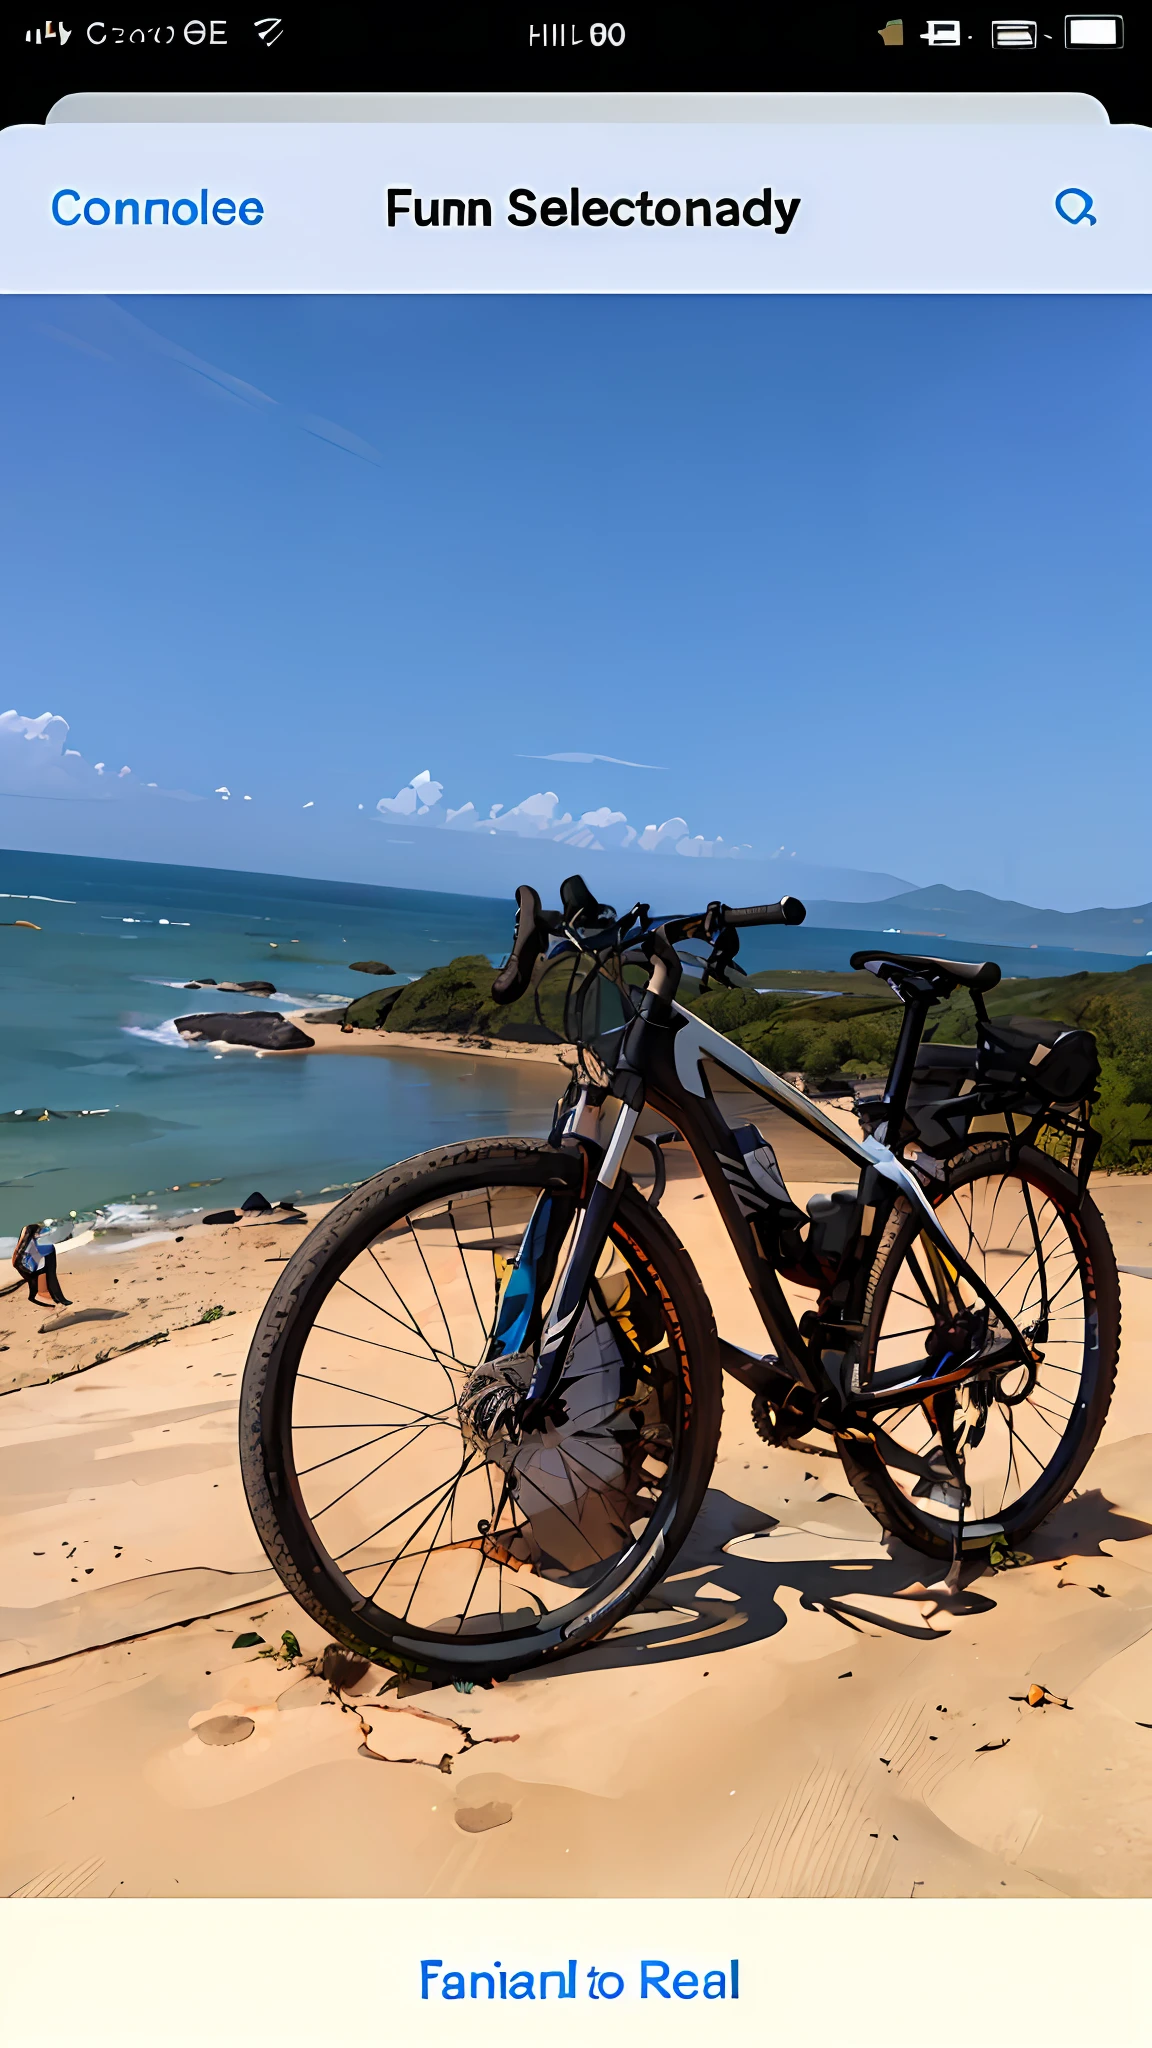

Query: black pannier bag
<box><xmin>855</xmin><ymin>1045</ymin><xmax>980</xmax><ymax>1154</ymax></box>
<box><xmin>904</xmin><ymin>1042</ymin><xmax>979</xmax><ymax>1153</ymax></box>
<box><xmin>857</xmin><ymin>1018</ymin><xmax>1100</xmax><ymax>1160</ymax></box>
<box><xmin>976</xmin><ymin>1017</ymin><xmax>1100</xmax><ymax>1107</ymax></box>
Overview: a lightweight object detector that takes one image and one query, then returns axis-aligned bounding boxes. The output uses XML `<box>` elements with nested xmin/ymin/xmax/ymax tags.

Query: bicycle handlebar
<box><xmin>490</xmin><ymin>884</ymin><xmax>551</xmax><ymax>1005</ymax></box>
<box><xmin>490</xmin><ymin>879</ymin><xmax>808</xmax><ymax>1006</ymax></box>
<box><xmin>718</xmin><ymin>896</ymin><xmax>807</xmax><ymax>928</ymax></box>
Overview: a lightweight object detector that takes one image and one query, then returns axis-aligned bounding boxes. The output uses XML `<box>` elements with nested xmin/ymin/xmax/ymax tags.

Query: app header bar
<box><xmin>2</xmin><ymin>121</ymin><xmax>1148</xmax><ymax>293</ymax></box>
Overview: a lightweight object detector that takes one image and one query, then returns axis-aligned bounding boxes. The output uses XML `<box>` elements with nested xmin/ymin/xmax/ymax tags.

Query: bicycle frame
<box><xmin>510</xmin><ymin>911</ymin><xmax>1038</xmax><ymax>1457</ymax></box>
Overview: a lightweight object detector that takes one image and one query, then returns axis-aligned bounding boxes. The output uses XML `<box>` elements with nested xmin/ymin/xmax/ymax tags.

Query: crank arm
<box><xmin>718</xmin><ymin>1339</ymin><xmax>798</xmax><ymax>1401</ymax></box>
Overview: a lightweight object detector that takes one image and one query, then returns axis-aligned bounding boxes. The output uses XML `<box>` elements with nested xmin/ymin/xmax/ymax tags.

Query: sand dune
<box><xmin>4</xmin><ymin>1093</ymin><xmax>1152</xmax><ymax>1900</ymax></box>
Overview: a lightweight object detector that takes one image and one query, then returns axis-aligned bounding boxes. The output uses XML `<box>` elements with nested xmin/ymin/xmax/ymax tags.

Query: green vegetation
<box><xmin>257</xmin><ymin>1629</ymin><xmax>303</xmax><ymax>1666</ymax></box>
<box><xmin>1089</xmin><ymin>1059</ymin><xmax>1152</xmax><ymax>1172</ymax></box>
<box><xmin>345</xmin><ymin>955</ymin><xmax>571</xmax><ymax>1043</ymax></box>
<box><xmin>341</xmin><ymin>950</ymin><xmax>1152</xmax><ymax>1172</ymax></box>
<box><xmin>343</xmin><ymin>984</ymin><xmax>405</xmax><ymax>1029</ymax></box>
<box><xmin>927</xmin><ymin>962</ymin><xmax>1152</xmax><ymax>1171</ymax></box>
<box><xmin>683</xmin><ymin>979</ymin><xmax>901</xmax><ymax>1084</ymax></box>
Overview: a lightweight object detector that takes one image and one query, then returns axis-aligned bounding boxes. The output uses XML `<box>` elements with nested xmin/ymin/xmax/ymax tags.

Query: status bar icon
<box><xmin>1065</xmin><ymin>15</ymin><xmax>1123</xmax><ymax>45</ymax></box>
<box><xmin>921</xmin><ymin>20</ymin><xmax>962</xmax><ymax>46</ymax></box>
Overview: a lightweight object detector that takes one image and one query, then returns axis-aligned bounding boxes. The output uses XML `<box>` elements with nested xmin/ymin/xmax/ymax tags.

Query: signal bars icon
<box><xmin>26</xmin><ymin>19</ymin><xmax>72</xmax><ymax>39</ymax></box>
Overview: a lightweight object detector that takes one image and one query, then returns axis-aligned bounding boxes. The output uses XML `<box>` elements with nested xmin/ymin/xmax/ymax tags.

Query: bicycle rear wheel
<box><xmin>239</xmin><ymin>1137</ymin><xmax>721</xmax><ymax>1681</ymax></box>
<box><xmin>838</xmin><ymin>1144</ymin><xmax>1119</xmax><ymax>1564</ymax></box>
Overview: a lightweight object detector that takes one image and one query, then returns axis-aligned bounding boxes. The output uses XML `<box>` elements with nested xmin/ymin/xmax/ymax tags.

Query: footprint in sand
<box><xmin>455</xmin><ymin>1801</ymin><xmax>512</xmax><ymax>1833</ymax></box>
<box><xmin>195</xmin><ymin>1715</ymin><xmax>255</xmax><ymax>1747</ymax></box>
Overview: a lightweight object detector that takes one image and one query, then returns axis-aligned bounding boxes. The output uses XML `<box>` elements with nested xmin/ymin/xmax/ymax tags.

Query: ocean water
<box><xmin>0</xmin><ymin>847</ymin><xmax>1135</xmax><ymax>1240</ymax></box>
<box><xmin>0</xmin><ymin>848</ymin><xmax>558</xmax><ymax>1238</ymax></box>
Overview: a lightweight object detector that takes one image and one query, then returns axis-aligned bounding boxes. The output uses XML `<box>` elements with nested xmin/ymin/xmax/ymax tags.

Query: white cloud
<box><xmin>40</xmin><ymin>301</ymin><xmax>382</xmax><ymax>466</ymax></box>
<box><xmin>373</xmin><ymin>769</ymin><xmax>747</xmax><ymax>862</ymax></box>
<box><xmin>0</xmin><ymin>711</ymin><xmax>121</xmax><ymax>801</ymax></box>
<box><xmin>377</xmin><ymin>769</ymin><xmax>445</xmax><ymax>820</ymax></box>
<box><xmin>0</xmin><ymin>708</ymin><xmax>197</xmax><ymax>806</ymax></box>
<box><xmin>520</xmin><ymin>751</ymin><xmax>666</xmax><ymax>770</ymax></box>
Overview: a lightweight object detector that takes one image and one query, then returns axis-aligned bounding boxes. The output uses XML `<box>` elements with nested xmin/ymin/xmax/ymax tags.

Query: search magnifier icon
<box><xmin>1055</xmin><ymin>187</ymin><xmax>1097</xmax><ymax>226</ymax></box>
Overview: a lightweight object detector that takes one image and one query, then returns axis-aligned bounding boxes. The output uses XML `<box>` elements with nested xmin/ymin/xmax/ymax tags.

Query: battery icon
<box><xmin>1065</xmin><ymin>15</ymin><xmax>1124</xmax><ymax>44</ymax></box>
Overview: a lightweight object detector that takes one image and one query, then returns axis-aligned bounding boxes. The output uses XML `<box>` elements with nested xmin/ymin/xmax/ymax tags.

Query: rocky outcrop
<box><xmin>344</xmin><ymin>985</ymin><xmax>406</xmax><ymax>1029</ymax></box>
<box><xmin>183</xmin><ymin>979</ymin><xmax>277</xmax><ymax>995</ymax></box>
<box><xmin>174</xmin><ymin>1012</ymin><xmax>314</xmax><ymax>1051</ymax></box>
<box><xmin>350</xmin><ymin>960</ymin><xmax>394</xmax><ymax>976</ymax></box>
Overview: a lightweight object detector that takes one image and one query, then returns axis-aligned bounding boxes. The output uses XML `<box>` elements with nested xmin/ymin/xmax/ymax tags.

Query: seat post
<box><xmin>875</xmin><ymin>980</ymin><xmax>936</xmax><ymax>1149</ymax></box>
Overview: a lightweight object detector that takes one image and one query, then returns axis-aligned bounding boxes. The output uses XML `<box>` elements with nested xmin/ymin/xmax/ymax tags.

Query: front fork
<box><xmin>518</xmin><ymin>1097</ymin><xmax>641</xmax><ymax>1425</ymax></box>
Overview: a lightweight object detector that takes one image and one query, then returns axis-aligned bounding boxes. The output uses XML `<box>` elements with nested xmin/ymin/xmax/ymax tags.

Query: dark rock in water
<box><xmin>350</xmin><ymin>960</ymin><xmax>395</xmax><ymax>976</ymax></box>
<box><xmin>194</xmin><ymin>978</ymin><xmax>218</xmax><ymax>986</ymax></box>
<box><xmin>240</xmin><ymin>1191</ymin><xmax>273</xmax><ymax>1213</ymax></box>
<box><xmin>237</xmin><ymin>981</ymin><xmax>277</xmax><ymax>995</ymax></box>
<box><xmin>203</xmin><ymin>1209</ymin><xmax>239</xmax><ymax>1226</ymax></box>
<box><xmin>174</xmin><ymin>1011</ymin><xmax>315</xmax><ymax>1051</ymax></box>
<box><xmin>302</xmin><ymin>1007</ymin><xmax>348</xmax><ymax>1025</ymax></box>
<box><xmin>344</xmin><ymin>985</ymin><xmax>405</xmax><ymax>1030</ymax></box>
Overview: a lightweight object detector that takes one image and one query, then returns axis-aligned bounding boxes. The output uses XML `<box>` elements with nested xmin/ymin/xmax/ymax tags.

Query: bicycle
<box><xmin>239</xmin><ymin>873</ymin><xmax>1118</xmax><ymax>1681</ymax></box>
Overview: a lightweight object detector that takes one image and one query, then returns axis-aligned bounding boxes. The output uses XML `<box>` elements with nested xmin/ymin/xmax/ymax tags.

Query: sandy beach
<box><xmin>285</xmin><ymin>1012</ymin><xmax>573</xmax><ymax>1069</ymax></box>
<box><xmin>4</xmin><ymin>1033</ymin><xmax>1152</xmax><ymax>1901</ymax></box>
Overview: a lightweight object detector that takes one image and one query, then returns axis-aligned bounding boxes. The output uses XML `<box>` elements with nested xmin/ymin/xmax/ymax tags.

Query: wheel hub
<box><xmin>457</xmin><ymin>1353</ymin><xmax>530</xmax><ymax>1455</ymax></box>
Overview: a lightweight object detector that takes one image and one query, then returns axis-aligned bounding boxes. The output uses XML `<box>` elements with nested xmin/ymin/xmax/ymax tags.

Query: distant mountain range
<box><xmin>805</xmin><ymin>884</ymin><xmax>1152</xmax><ymax>959</ymax></box>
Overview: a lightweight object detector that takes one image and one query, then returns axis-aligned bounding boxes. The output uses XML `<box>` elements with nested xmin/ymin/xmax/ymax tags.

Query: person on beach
<box><xmin>12</xmin><ymin>1222</ymin><xmax>70</xmax><ymax>1308</ymax></box>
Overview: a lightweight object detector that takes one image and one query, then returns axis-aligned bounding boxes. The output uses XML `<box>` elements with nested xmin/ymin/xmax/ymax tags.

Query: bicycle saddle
<box><xmin>850</xmin><ymin>949</ymin><xmax>1002</xmax><ymax>994</ymax></box>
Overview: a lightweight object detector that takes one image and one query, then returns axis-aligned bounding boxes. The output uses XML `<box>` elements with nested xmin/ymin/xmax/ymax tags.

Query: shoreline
<box><xmin>284</xmin><ymin>1012</ymin><xmax>572</xmax><ymax>1070</ymax></box>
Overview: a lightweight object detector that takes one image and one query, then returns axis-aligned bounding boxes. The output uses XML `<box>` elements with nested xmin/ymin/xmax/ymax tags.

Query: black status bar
<box><xmin>4</xmin><ymin>8</ymin><xmax>1146</xmax><ymax>131</ymax></box>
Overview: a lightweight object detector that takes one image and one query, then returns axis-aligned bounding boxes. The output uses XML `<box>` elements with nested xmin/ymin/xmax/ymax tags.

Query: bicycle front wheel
<box><xmin>239</xmin><ymin>1137</ymin><xmax>721</xmax><ymax>1681</ymax></box>
<box><xmin>838</xmin><ymin>1144</ymin><xmax>1119</xmax><ymax>1564</ymax></box>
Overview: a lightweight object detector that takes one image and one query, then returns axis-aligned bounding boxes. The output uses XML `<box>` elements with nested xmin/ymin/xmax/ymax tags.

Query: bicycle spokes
<box><xmin>284</xmin><ymin>1183</ymin><xmax>680</xmax><ymax>1637</ymax></box>
<box><xmin>866</xmin><ymin>1171</ymin><xmax>1089</xmax><ymax>1527</ymax></box>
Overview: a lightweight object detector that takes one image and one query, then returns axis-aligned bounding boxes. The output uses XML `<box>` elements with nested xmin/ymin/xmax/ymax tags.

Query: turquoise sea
<box><xmin>0</xmin><ymin>848</ymin><xmax>1136</xmax><ymax>1241</ymax></box>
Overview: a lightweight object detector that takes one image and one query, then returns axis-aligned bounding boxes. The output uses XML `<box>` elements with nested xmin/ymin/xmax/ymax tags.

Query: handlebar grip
<box><xmin>491</xmin><ymin>885</ymin><xmax>549</xmax><ymax>1004</ymax></box>
<box><xmin>721</xmin><ymin>896</ymin><xmax>807</xmax><ymax>928</ymax></box>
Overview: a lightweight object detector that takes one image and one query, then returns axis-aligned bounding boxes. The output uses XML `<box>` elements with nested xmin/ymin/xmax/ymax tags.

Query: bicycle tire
<box><xmin>239</xmin><ymin>1136</ymin><xmax>722</xmax><ymax>1681</ymax></box>
<box><xmin>837</xmin><ymin>1143</ymin><xmax>1119</xmax><ymax>1565</ymax></box>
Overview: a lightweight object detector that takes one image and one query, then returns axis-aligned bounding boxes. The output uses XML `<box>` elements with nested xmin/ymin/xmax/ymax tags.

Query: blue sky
<box><xmin>0</xmin><ymin>292</ymin><xmax>1148</xmax><ymax>908</ymax></box>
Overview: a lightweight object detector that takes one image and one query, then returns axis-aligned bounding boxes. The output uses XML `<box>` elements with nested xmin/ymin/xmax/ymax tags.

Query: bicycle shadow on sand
<box><xmin>545</xmin><ymin>1478</ymin><xmax>1152</xmax><ymax>1680</ymax></box>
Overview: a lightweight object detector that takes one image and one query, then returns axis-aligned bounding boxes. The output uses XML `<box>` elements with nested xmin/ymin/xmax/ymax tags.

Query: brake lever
<box><xmin>698</xmin><ymin>923</ymin><xmax>747</xmax><ymax>994</ymax></box>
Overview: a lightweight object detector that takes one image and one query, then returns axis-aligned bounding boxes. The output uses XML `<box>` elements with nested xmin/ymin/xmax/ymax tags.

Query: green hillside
<box><xmin>344</xmin><ymin>954</ymin><xmax>571</xmax><ymax>1043</ymax></box>
<box><xmin>339</xmin><ymin>952</ymin><xmax>1152</xmax><ymax>1171</ymax></box>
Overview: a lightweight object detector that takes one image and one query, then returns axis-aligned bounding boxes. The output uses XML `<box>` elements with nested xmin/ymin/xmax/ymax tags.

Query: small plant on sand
<box><xmin>257</xmin><ymin>1629</ymin><xmax>303</xmax><ymax>1666</ymax></box>
<box><xmin>198</xmin><ymin>1304</ymin><xmax>225</xmax><ymax>1323</ymax></box>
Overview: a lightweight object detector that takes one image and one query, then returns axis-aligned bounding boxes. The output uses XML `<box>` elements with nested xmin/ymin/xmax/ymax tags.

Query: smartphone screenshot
<box><xmin>0</xmin><ymin>10</ymin><xmax>1149</xmax><ymax>2044</ymax></box>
